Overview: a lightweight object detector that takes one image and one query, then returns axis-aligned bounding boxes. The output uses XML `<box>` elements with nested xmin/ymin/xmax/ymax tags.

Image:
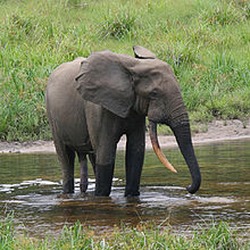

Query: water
<box><xmin>0</xmin><ymin>139</ymin><xmax>249</xmax><ymax>237</ymax></box>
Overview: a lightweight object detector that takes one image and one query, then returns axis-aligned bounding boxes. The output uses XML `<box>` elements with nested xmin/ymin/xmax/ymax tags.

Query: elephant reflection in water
<box><xmin>45</xmin><ymin>46</ymin><xmax>201</xmax><ymax>197</ymax></box>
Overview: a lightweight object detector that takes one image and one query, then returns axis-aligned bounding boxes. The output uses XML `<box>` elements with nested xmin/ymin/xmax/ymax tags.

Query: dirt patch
<box><xmin>0</xmin><ymin>119</ymin><xmax>250</xmax><ymax>154</ymax></box>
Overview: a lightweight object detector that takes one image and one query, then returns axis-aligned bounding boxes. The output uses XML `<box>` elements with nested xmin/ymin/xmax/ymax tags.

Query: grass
<box><xmin>0</xmin><ymin>214</ymin><xmax>249</xmax><ymax>249</ymax></box>
<box><xmin>0</xmin><ymin>0</ymin><xmax>249</xmax><ymax>141</ymax></box>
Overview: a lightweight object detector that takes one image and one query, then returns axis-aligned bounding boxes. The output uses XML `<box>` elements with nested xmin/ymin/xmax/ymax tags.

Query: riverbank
<box><xmin>0</xmin><ymin>119</ymin><xmax>250</xmax><ymax>154</ymax></box>
<box><xmin>1</xmin><ymin>216</ymin><xmax>247</xmax><ymax>249</ymax></box>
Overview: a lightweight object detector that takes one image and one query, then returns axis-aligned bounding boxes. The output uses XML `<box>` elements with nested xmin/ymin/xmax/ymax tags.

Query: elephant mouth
<box><xmin>148</xmin><ymin>121</ymin><xmax>177</xmax><ymax>173</ymax></box>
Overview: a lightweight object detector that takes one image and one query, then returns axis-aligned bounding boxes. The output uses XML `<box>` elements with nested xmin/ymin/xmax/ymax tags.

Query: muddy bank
<box><xmin>1</xmin><ymin>119</ymin><xmax>250</xmax><ymax>154</ymax></box>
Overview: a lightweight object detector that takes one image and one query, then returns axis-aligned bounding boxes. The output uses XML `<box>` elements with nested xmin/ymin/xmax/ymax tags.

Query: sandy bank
<box><xmin>0</xmin><ymin>119</ymin><xmax>250</xmax><ymax>154</ymax></box>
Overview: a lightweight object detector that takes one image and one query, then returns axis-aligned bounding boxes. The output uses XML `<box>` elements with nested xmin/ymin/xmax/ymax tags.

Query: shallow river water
<box><xmin>0</xmin><ymin>139</ymin><xmax>249</xmax><ymax>237</ymax></box>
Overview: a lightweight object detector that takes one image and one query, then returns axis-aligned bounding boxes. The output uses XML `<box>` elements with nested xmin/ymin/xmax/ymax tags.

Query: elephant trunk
<box><xmin>171</xmin><ymin>123</ymin><xmax>201</xmax><ymax>194</ymax></box>
<box><xmin>149</xmin><ymin>120</ymin><xmax>201</xmax><ymax>194</ymax></box>
<box><xmin>149</xmin><ymin>121</ymin><xmax>177</xmax><ymax>173</ymax></box>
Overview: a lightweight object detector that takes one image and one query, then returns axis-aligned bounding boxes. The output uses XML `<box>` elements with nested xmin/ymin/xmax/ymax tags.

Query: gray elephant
<box><xmin>45</xmin><ymin>46</ymin><xmax>201</xmax><ymax>197</ymax></box>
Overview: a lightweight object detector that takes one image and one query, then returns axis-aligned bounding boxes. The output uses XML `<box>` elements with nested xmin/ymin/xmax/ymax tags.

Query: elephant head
<box><xmin>75</xmin><ymin>46</ymin><xmax>201</xmax><ymax>194</ymax></box>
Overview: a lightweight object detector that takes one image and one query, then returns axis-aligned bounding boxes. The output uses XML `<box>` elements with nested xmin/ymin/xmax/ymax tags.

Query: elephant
<box><xmin>45</xmin><ymin>46</ymin><xmax>201</xmax><ymax>197</ymax></box>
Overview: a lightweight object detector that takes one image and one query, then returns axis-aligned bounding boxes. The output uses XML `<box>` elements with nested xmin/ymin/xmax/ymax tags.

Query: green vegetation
<box><xmin>0</xmin><ymin>214</ymin><xmax>249</xmax><ymax>249</ymax></box>
<box><xmin>0</xmin><ymin>0</ymin><xmax>249</xmax><ymax>141</ymax></box>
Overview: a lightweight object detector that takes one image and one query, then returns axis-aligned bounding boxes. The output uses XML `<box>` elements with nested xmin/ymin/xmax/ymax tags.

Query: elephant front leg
<box><xmin>95</xmin><ymin>163</ymin><xmax>115</xmax><ymax>196</ymax></box>
<box><xmin>87</xmin><ymin>110</ymin><xmax>122</xmax><ymax>196</ymax></box>
<box><xmin>125</xmin><ymin>122</ymin><xmax>146</xmax><ymax>197</ymax></box>
<box><xmin>95</xmin><ymin>142</ymin><xmax>117</xmax><ymax>196</ymax></box>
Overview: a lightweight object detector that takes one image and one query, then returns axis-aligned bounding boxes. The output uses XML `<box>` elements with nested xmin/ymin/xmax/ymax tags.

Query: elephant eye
<box><xmin>149</xmin><ymin>89</ymin><xmax>159</xmax><ymax>100</ymax></box>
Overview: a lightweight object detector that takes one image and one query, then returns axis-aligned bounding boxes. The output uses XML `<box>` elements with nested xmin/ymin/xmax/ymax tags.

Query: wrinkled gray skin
<box><xmin>46</xmin><ymin>46</ymin><xmax>201</xmax><ymax>197</ymax></box>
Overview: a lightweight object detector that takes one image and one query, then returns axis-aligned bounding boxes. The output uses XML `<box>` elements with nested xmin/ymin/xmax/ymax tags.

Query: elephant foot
<box><xmin>95</xmin><ymin>189</ymin><xmax>111</xmax><ymax>196</ymax></box>
<box><xmin>95</xmin><ymin>164</ymin><xmax>113</xmax><ymax>196</ymax></box>
<box><xmin>80</xmin><ymin>182</ymin><xmax>88</xmax><ymax>193</ymax></box>
<box><xmin>63</xmin><ymin>178</ymin><xmax>74</xmax><ymax>194</ymax></box>
<box><xmin>95</xmin><ymin>182</ymin><xmax>112</xmax><ymax>196</ymax></box>
<box><xmin>125</xmin><ymin>189</ymin><xmax>140</xmax><ymax>197</ymax></box>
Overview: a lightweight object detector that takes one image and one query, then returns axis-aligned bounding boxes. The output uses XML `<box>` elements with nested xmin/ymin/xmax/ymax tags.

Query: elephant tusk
<box><xmin>149</xmin><ymin>121</ymin><xmax>177</xmax><ymax>173</ymax></box>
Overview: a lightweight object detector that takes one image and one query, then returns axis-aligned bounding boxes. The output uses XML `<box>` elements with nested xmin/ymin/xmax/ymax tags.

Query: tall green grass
<box><xmin>0</xmin><ymin>214</ymin><xmax>249</xmax><ymax>249</ymax></box>
<box><xmin>0</xmin><ymin>0</ymin><xmax>249</xmax><ymax>140</ymax></box>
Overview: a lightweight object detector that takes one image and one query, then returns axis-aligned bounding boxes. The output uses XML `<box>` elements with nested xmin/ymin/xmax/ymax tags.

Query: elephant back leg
<box><xmin>88</xmin><ymin>153</ymin><xmax>96</xmax><ymax>175</ymax></box>
<box><xmin>77</xmin><ymin>152</ymin><xmax>96</xmax><ymax>193</ymax></box>
<box><xmin>77</xmin><ymin>153</ymin><xmax>88</xmax><ymax>193</ymax></box>
<box><xmin>54</xmin><ymin>140</ymin><xmax>76</xmax><ymax>194</ymax></box>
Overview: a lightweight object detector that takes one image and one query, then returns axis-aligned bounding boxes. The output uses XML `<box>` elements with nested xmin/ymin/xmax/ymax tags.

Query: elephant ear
<box><xmin>133</xmin><ymin>46</ymin><xmax>156</xmax><ymax>59</ymax></box>
<box><xmin>75</xmin><ymin>51</ymin><xmax>135</xmax><ymax>118</ymax></box>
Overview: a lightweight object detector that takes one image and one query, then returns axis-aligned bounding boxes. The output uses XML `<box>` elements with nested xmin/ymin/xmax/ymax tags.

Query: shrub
<box><xmin>99</xmin><ymin>11</ymin><xmax>137</xmax><ymax>40</ymax></box>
